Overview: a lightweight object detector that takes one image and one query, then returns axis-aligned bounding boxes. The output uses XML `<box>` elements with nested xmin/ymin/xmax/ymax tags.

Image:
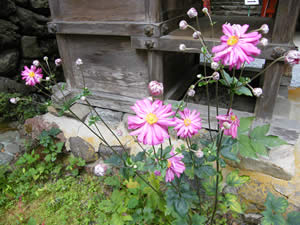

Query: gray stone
<box><xmin>0</xmin><ymin>131</ymin><xmax>20</xmax><ymax>143</ymax></box>
<box><xmin>30</xmin><ymin>0</ymin><xmax>48</xmax><ymax>9</ymax></box>
<box><xmin>242</xmin><ymin>213</ymin><xmax>262</xmax><ymax>225</ymax></box>
<box><xmin>39</xmin><ymin>38</ymin><xmax>58</xmax><ymax>55</ymax></box>
<box><xmin>273</xmin><ymin>183</ymin><xmax>296</xmax><ymax>197</ymax></box>
<box><xmin>227</xmin><ymin>145</ymin><xmax>295</xmax><ymax>180</ymax></box>
<box><xmin>0</xmin><ymin>152</ymin><xmax>14</xmax><ymax>165</ymax></box>
<box><xmin>68</xmin><ymin>104</ymin><xmax>91</xmax><ymax>121</ymax></box>
<box><xmin>0</xmin><ymin>77</ymin><xmax>34</xmax><ymax>94</ymax></box>
<box><xmin>91</xmin><ymin>108</ymin><xmax>123</xmax><ymax>129</ymax></box>
<box><xmin>16</xmin><ymin>6</ymin><xmax>49</xmax><ymax>36</ymax></box>
<box><xmin>0</xmin><ymin>49</ymin><xmax>19</xmax><ymax>76</ymax></box>
<box><xmin>21</xmin><ymin>36</ymin><xmax>42</xmax><ymax>58</ymax></box>
<box><xmin>69</xmin><ymin>136</ymin><xmax>98</xmax><ymax>163</ymax></box>
<box><xmin>98</xmin><ymin>143</ymin><xmax>129</xmax><ymax>160</ymax></box>
<box><xmin>0</xmin><ymin>0</ymin><xmax>16</xmax><ymax>18</ymax></box>
<box><xmin>0</xmin><ymin>19</ymin><xmax>19</xmax><ymax>50</ymax></box>
<box><xmin>5</xmin><ymin>143</ymin><xmax>20</xmax><ymax>155</ymax></box>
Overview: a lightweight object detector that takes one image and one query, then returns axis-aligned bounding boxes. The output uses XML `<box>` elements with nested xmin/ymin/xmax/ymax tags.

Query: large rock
<box><xmin>16</xmin><ymin>6</ymin><xmax>49</xmax><ymax>36</ymax></box>
<box><xmin>30</xmin><ymin>0</ymin><xmax>48</xmax><ymax>9</ymax></box>
<box><xmin>0</xmin><ymin>0</ymin><xmax>16</xmax><ymax>18</ymax></box>
<box><xmin>21</xmin><ymin>36</ymin><xmax>42</xmax><ymax>58</ymax></box>
<box><xmin>0</xmin><ymin>19</ymin><xmax>19</xmax><ymax>50</ymax></box>
<box><xmin>0</xmin><ymin>131</ymin><xmax>23</xmax><ymax>165</ymax></box>
<box><xmin>89</xmin><ymin>108</ymin><xmax>123</xmax><ymax>129</ymax></box>
<box><xmin>0</xmin><ymin>49</ymin><xmax>19</xmax><ymax>77</ymax></box>
<box><xmin>69</xmin><ymin>136</ymin><xmax>98</xmax><ymax>163</ymax></box>
<box><xmin>227</xmin><ymin>145</ymin><xmax>295</xmax><ymax>180</ymax></box>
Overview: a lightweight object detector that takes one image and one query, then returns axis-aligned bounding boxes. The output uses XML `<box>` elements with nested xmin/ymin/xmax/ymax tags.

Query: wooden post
<box><xmin>255</xmin><ymin>0</ymin><xmax>300</xmax><ymax>120</ymax></box>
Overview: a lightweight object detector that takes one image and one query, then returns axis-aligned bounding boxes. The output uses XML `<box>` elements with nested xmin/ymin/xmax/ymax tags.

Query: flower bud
<box><xmin>190</xmin><ymin>85</ymin><xmax>195</xmax><ymax>89</ymax></box>
<box><xmin>179</xmin><ymin>44</ymin><xmax>186</xmax><ymax>51</ymax></box>
<box><xmin>223</xmin><ymin>122</ymin><xmax>231</xmax><ymax>130</ymax></box>
<box><xmin>10</xmin><ymin>98</ymin><xmax>17</xmax><ymax>104</ymax></box>
<box><xmin>253</xmin><ymin>88</ymin><xmax>263</xmax><ymax>97</ymax></box>
<box><xmin>148</xmin><ymin>81</ymin><xmax>164</xmax><ymax>96</ymax></box>
<box><xmin>33</xmin><ymin>60</ymin><xmax>39</xmax><ymax>67</ymax></box>
<box><xmin>94</xmin><ymin>163</ymin><xmax>107</xmax><ymax>176</ymax></box>
<box><xmin>192</xmin><ymin>31</ymin><xmax>201</xmax><ymax>39</ymax></box>
<box><xmin>179</xmin><ymin>20</ymin><xmax>188</xmax><ymax>30</ymax></box>
<box><xmin>76</xmin><ymin>58</ymin><xmax>83</xmax><ymax>66</ymax></box>
<box><xmin>212</xmin><ymin>72</ymin><xmax>220</xmax><ymax>80</ymax></box>
<box><xmin>45</xmin><ymin>76</ymin><xmax>50</xmax><ymax>81</ymax></box>
<box><xmin>260</xmin><ymin>24</ymin><xmax>269</xmax><ymax>34</ymax></box>
<box><xmin>195</xmin><ymin>149</ymin><xmax>204</xmax><ymax>158</ymax></box>
<box><xmin>260</xmin><ymin>38</ymin><xmax>268</xmax><ymax>46</ymax></box>
<box><xmin>197</xmin><ymin>74</ymin><xmax>202</xmax><ymax>79</ymax></box>
<box><xmin>285</xmin><ymin>50</ymin><xmax>300</xmax><ymax>65</ymax></box>
<box><xmin>55</xmin><ymin>58</ymin><xmax>62</xmax><ymax>66</ymax></box>
<box><xmin>154</xmin><ymin>170</ymin><xmax>161</xmax><ymax>176</ymax></box>
<box><xmin>202</xmin><ymin>7</ymin><xmax>209</xmax><ymax>15</ymax></box>
<box><xmin>43</xmin><ymin>56</ymin><xmax>48</xmax><ymax>61</ymax></box>
<box><xmin>187</xmin><ymin>8</ymin><xmax>198</xmax><ymax>18</ymax></box>
<box><xmin>211</xmin><ymin>62</ymin><xmax>219</xmax><ymax>70</ymax></box>
<box><xmin>187</xmin><ymin>89</ymin><xmax>195</xmax><ymax>97</ymax></box>
<box><xmin>80</xmin><ymin>96</ymin><xmax>86</xmax><ymax>101</ymax></box>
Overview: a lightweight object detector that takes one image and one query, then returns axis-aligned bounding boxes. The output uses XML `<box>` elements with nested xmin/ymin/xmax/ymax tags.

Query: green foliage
<box><xmin>261</xmin><ymin>192</ymin><xmax>300</xmax><ymax>225</ymax></box>
<box><xmin>66</xmin><ymin>156</ymin><xmax>86</xmax><ymax>176</ymax></box>
<box><xmin>0</xmin><ymin>92</ymin><xmax>47</xmax><ymax>123</ymax></box>
<box><xmin>226</xmin><ymin>170</ymin><xmax>250</xmax><ymax>187</ymax></box>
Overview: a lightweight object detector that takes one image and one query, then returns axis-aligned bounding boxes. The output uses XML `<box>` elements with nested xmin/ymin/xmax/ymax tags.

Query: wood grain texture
<box><xmin>255</xmin><ymin>61</ymin><xmax>285</xmax><ymax>120</ymax></box>
<box><xmin>272</xmin><ymin>0</ymin><xmax>300</xmax><ymax>43</ymax></box>
<box><xmin>60</xmin><ymin>35</ymin><xmax>149</xmax><ymax>99</ymax></box>
<box><xmin>49</xmin><ymin>0</ymin><xmax>146</xmax><ymax>22</ymax></box>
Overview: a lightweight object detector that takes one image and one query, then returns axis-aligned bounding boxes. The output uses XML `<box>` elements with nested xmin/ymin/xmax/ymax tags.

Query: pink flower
<box><xmin>94</xmin><ymin>163</ymin><xmax>107</xmax><ymax>176</ymax></box>
<box><xmin>285</xmin><ymin>50</ymin><xmax>300</xmax><ymax>65</ymax></box>
<box><xmin>128</xmin><ymin>99</ymin><xmax>175</xmax><ymax>145</ymax></box>
<box><xmin>154</xmin><ymin>170</ymin><xmax>161</xmax><ymax>176</ymax></box>
<box><xmin>187</xmin><ymin>8</ymin><xmax>198</xmax><ymax>18</ymax></box>
<box><xmin>55</xmin><ymin>58</ymin><xmax>62</xmax><ymax>66</ymax></box>
<box><xmin>253</xmin><ymin>88</ymin><xmax>263</xmax><ymax>97</ymax></box>
<box><xmin>216</xmin><ymin>109</ymin><xmax>240</xmax><ymax>139</ymax></box>
<box><xmin>148</xmin><ymin>81</ymin><xmax>164</xmax><ymax>96</ymax></box>
<box><xmin>179</xmin><ymin>20</ymin><xmax>188</xmax><ymax>30</ymax></box>
<box><xmin>21</xmin><ymin>65</ymin><xmax>43</xmax><ymax>86</ymax></box>
<box><xmin>165</xmin><ymin>149</ymin><xmax>185</xmax><ymax>182</ymax></box>
<box><xmin>212</xmin><ymin>24</ymin><xmax>261</xmax><ymax>70</ymax></box>
<box><xmin>174</xmin><ymin>108</ymin><xmax>202</xmax><ymax>138</ymax></box>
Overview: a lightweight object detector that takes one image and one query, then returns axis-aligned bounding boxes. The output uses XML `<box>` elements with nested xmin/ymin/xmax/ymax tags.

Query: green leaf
<box><xmin>262</xmin><ymin>210</ymin><xmax>286</xmax><ymax>225</ymax></box>
<box><xmin>287</xmin><ymin>211</ymin><xmax>300</xmax><ymax>225</ymax></box>
<box><xmin>238</xmin><ymin>117</ymin><xmax>255</xmax><ymax>136</ymax></box>
<box><xmin>250</xmin><ymin>141</ymin><xmax>268</xmax><ymax>156</ymax></box>
<box><xmin>128</xmin><ymin>197</ymin><xmax>139</xmax><ymax>209</ymax></box>
<box><xmin>195</xmin><ymin>165</ymin><xmax>216</xmax><ymax>179</ymax></box>
<box><xmin>234</xmin><ymin>86</ymin><xmax>253</xmax><ymax>96</ymax></box>
<box><xmin>56</xmin><ymin>142</ymin><xmax>64</xmax><ymax>152</ymax></box>
<box><xmin>191</xmin><ymin>214</ymin><xmax>206</xmax><ymax>225</ymax></box>
<box><xmin>264</xmin><ymin>192</ymin><xmax>288</xmax><ymax>214</ymax></box>
<box><xmin>104</xmin><ymin>177</ymin><xmax>120</xmax><ymax>188</ymax></box>
<box><xmin>236</xmin><ymin>135</ymin><xmax>257</xmax><ymax>158</ymax></box>
<box><xmin>174</xmin><ymin>198</ymin><xmax>189</xmax><ymax>217</ymax></box>
<box><xmin>27</xmin><ymin>217</ymin><xmax>37</xmax><ymax>225</ymax></box>
<box><xmin>221</xmin><ymin>137</ymin><xmax>240</xmax><ymax>163</ymax></box>
<box><xmin>226</xmin><ymin>170</ymin><xmax>250</xmax><ymax>187</ymax></box>
<box><xmin>225</xmin><ymin>193</ymin><xmax>243</xmax><ymax>214</ymax></box>
<box><xmin>220</xmin><ymin>70</ymin><xmax>233</xmax><ymax>87</ymax></box>
<box><xmin>203</xmin><ymin>176</ymin><xmax>222</xmax><ymax>196</ymax></box>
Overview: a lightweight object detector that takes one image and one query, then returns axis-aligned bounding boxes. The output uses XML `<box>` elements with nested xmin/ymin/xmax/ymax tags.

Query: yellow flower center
<box><xmin>29</xmin><ymin>71</ymin><xmax>35</xmax><ymax>78</ymax></box>
<box><xmin>227</xmin><ymin>35</ymin><xmax>239</xmax><ymax>46</ymax></box>
<box><xmin>167</xmin><ymin>160</ymin><xmax>172</xmax><ymax>168</ymax></box>
<box><xmin>184</xmin><ymin>118</ymin><xmax>191</xmax><ymax>127</ymax></box>
<box><xmin>145</xmin><ymin>113</ymin><xmax>158</xmax><ymax>125</ymax></box>
<box><xmin>231</xmin><ymin>115</ymin><xmax>236</xmax><ymax>121</ymax></box>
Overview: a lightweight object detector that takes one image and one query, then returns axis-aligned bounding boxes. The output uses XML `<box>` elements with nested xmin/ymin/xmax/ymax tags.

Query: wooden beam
<box><xmin>272</xmin><ymin>0</ymin><xmax>300</xmax><ymax>43</ymax></box>
<box><xmin>255</xmin><ymin>61</ymin><xmax>285</xmax><ymax>120</ymax></box>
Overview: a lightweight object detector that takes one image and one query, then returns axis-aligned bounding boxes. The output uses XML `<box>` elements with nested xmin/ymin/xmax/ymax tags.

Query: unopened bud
<box><xmin>212</xmin><ymin>72</ymin><xmax>220</xmax><ymax>80</ymax></box>
<box><xmin>260</xmin><ymin>24</ymin><xmax>269</xmax><ymax>34</ymax></box>
<box><xmin>197</xmin><ymin>74</ymin><xmax>202</xmax><ymax>79</ymax></box>
<box><xmin>202</xmin><ymin>7</ymin><xmax>209</xmax><ymax>15</ymax></box>
<box><xmin>148</xmin><ymin>81</ymin><xmax>164</xmax><ymax>96</ymax></box>
<box><xmin>211</xmin><ymin>62</ymin><xmax>219</xmax><ymax>70</ymax></box>
<box><xmin>94</xmin><ymin>163</ymin><xmax>107</xmax><ymax>176</ymax></box>
<box><xmin>76</xmin><ymin>58</ymin><xmax>83</xmax><ymax>66</ymax></box>
<box><xmin>187</xmin><ymin>8</ymin><xmax>198</xmax><ymax>18</ymax></box>
<box><xmin>179</xmin><ymin>20</ymin><xmax>188</xmax><ymax>30</ymax></box>
<box><xmin>45</xmin><ymin>77</ymin><xmax>50</xmax><ymax>81</ymax></box>
<box><xmin>179</xmin><ymin>44</ymin><xmax>186</xmax><ymax>51</ymax></box>
<box><xmin>10</xmin><ymin>98</ymin><xmax>17</xmax><ymax>104</ymax></box>
<box><xmin>260</xmin><ymin>38</ymin><xmax>268</xmax><ymax>46</ymax></box>
<box><xmin>55</xmin><ymin>58</ymin><xmax>62</xmax><ymax>66</ymax></box>
<box><xmin>195</xmin><ymin>149</ymin><xmax>204</xmax><ymax>158</ymax></box>
<box><xmin>43</xmin><ymin>56</ymin><xmax>48</xmax><ymax>61</ymax></box>
<box><xmin>253</xmin><ymin>88</ymin><xmax>263</xmax><ymax>97</ymax></box>
<box><xmin>33</xmin><ymin>60</ymin><xmax>39</xmax><ymax>67</ymax></box>
<box><xmin>80</xmin><ymin>96</ymin><xmax>86</xmax><ymax>101</ymax></box>
<box><xmin>192</xmin><ymin>31</ymin><xmax>201</xmax><ymax>39</ymax></box>
<box><xmin>187</xmin><ymin>89</ymin><xmax>195</xmax><ymax>97</ymax></box>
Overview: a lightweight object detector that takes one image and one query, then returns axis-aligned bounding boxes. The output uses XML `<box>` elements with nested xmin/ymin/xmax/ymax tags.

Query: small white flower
<box><xmin>55</xmin><ymin>58</ymin><xmax>62</xmax><ymax>66</ymax></box>
<box><xmin>192</xmin><ymin>31</ymin><xmax>201</xmax><ymax>39</ymax></box>
<box><xmin>195</xmin><ymin>149</ymin><xmax>204</xmax><ymax>158</ymax></box>
<box><xmin>133</xmin><ymin>165</ymin><xmax>137</xmax><ymax>169</ymax></box>
<box><xmin>94</xmin><ymin>163</ymin><xmax>107</xmax><ymax>177</ymax></box>
<box><xmin>76</xmin><ymin>58</ymin><xmax>83</xmax><ymax>66</ymax></box>
<box><xmin>187</xmin><ymin>8</ymin><xmax>198</xmax><ymax>18</ymax></box>
<box><xmin>260</xmin><ymin>38</ymin><xmax>268</xmax><ymax>46</ymax></box>
<box><xmin>223</xmin><ymin>122</ymin><xmax>231</xmax><ymax>129</ymax></box>
<box><xmin>211</xmin><ymin>62</ymin><xmax>219</xmax><ymax>70</ymax></box>
<box><xmin>187</xmin><ymin>89</ymin><xmax>195</xmax><ymax>97</ymax></box>
<box><xmin>202</xmin><ymin>7</ymin><xmax>209</xmax><ymax>14</ymax></box>
<box><xmin>197</xmin><ymin>74</ymin><xmax>202</xmax><ymax>79</ymax></box>
<box><xmin>253</xmin><ymin>88</ymin><xmax>263</xmax><ymax>97</ymax></box>
<box><xmin>45</xmin><ymin>76</ymin><xmax>50</xmax><ymax>81</ymax></box>
<box><xmin>43</xmin><ymin>56</ymin><xmax>48</xmax><ymax>61</ymax></box>
<box><xmin>179</xmin><ymin>44</ymin><xmax>186</xmax><ymax>51</ymax></box>
<box><xmin>10</xmin><ymin>98</ymin><xmax>17</xmax><ymax>104</ymax></box>
<box><xmin>212</xmin><ymin>72</ymin><xmax>220</xmax><ymax>80</ymax></box>
<box><xmin>80</xmin><ymin>96</ymin><xmax>86</xmax><ymax>101</ymax></box>
<box><xmin>260</xmin><ymin>24</ymin><xmax>269</xmax><ymax>34</ymax></box>
<box><xmin>179</xmin><ymin>20</ymin><xmax>188</xmax><ymax>30</ymax></box>
<box><xmin>33</xmin><ymin>60</ymin><xmax>39</xmax><ymax>67</ymax></box>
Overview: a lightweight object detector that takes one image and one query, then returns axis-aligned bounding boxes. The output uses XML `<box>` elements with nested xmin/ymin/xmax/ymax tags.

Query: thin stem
<box><xmin>135</xmin><ymin>172</ymin><xmax>162</xmax><ymax>197</ymax></box>
<box><xmin>205</xmin><ymin>57</ymin><xmax>213</xmax><ymax>142</ymax></box>
<box><xmin>216</xmin><ymin>81</ymin><xmax>219</xmax><ymax>130</ymax></box>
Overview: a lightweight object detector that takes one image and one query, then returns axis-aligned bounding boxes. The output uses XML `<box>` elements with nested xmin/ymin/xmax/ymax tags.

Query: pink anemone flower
<box><xmin>174</xmin><ymin>108</ymin><xmax>202</xmax><ymax>138</ymax></box>
<box><xmin>216</xmin><ymin>109</ymin><xmax>240</xmax><ymax>139</ymax></box>
<box><xmin>165</xmin><ymin>149</ymin><xmax>185</xmax><ymax>182</ymax></box>
<box><xmin>21</xmin><ymin>65</ymin><xmax>43</xmax><ymax>86</ymax></box>
<box><xmin>128</xmin><ymin>99</ymin><xmax>175</xmax><ymax>146</ymax></box>
<box><xmin>212</xmin><ymin>23</ymin><xmax>261</xmax><ymax>70</ymax></box>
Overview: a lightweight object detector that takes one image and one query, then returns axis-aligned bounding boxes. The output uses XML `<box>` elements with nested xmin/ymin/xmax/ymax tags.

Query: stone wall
<box><xmin>211</xmin><ymin>0</ymin><xmax>262</xmax><ymax>16</ymax></box>
<box><xmin>0</xmin><ymin>0</ymin><xmax>61</xmax><ymax>91</ymax></box>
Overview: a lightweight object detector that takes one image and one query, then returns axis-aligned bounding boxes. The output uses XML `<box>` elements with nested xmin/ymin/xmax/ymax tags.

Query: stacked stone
<box><xmin>0</xmin><ymin>0</ymin><xmax>60</xmax><ymax>86</ymax></box>
<box><xmin>211</xmin><ymin>0</ymin><xmax>262</xmax><ymax>16</ymax></box>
